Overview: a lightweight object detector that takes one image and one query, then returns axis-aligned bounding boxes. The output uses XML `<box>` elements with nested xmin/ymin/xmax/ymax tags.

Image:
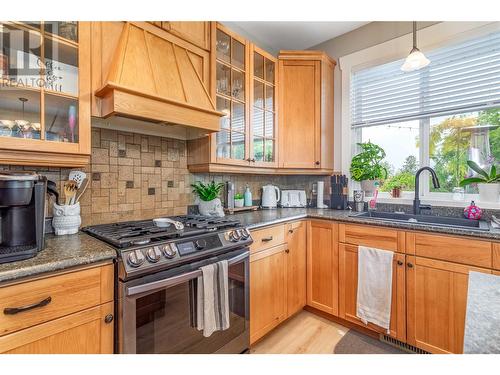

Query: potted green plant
<box><xmin>350</xmin><ymin>142</ymin><xmax>388</xmax><ymax>197</ymax></box>
<box><xmin>459</xmin><ymin>161</ymin><xmax>500</xmax><ymax>202</ymax></box>
<box><xmin>234</xmin><ymin>193</ymin><xmax>244</xmax><ymax>208</ymax></box>
<box><xmin>191</xmin><ymin>181</ymin><xmax>225</xmax><ymax>217</ymax></box>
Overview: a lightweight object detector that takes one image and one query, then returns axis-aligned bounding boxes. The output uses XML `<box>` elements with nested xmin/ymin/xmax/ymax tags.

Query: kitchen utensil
<box><xmin>73</xmin><ymin>177</ymin><xmax>89</xmax><ymax>204</ymax></box>
<box><xmin>63</xmin><ymin>180</ymin><xmax>78</xmax><ymax>205</ymax></box>
<box><xmin>69</xmin><ymin>170</ymin><xmax>86</xmax><ymax>188</ymax></box>
<box><xmin>280</xmin><ymin>190</ymin><xmax>307</xmax><ymax>208</ymax></box>
<box><xmin>261</xmin><ymin>184</ymin><xmax>280</xmax><ymax>209</ymax></box>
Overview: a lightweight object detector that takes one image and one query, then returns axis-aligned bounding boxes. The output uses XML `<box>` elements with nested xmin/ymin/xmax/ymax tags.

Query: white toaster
<box><xmin>280</xmin><ymin>190</ymin><xmax>307</xmax><ymax>208</ymax></box>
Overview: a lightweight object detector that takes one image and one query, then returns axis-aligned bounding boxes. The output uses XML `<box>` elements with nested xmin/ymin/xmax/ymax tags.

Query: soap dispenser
<box><xmin>244</xmin><ymin>185</ymin><xmax>253</xmax><ymax>207</ymax></box>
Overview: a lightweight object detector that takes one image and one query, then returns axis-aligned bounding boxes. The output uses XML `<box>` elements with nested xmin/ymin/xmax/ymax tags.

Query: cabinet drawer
<box><xmin>407</xmin><ymin>232</ymin><xmax>492</xmax><ymax>268</ymax></box>
<box><xmin>249</xmin><ymin>224</ymin><xmax>285</xmax><ymax>254</ymax></box>
<box><xmin>0</xmin><ymin>264</ymin><xmax>113</xmax><ymax>337</ymax></box>
<box><xmin>339</xmin><ymin>223</ymin><xmax>404</xmax><ymax>252</ymax></box>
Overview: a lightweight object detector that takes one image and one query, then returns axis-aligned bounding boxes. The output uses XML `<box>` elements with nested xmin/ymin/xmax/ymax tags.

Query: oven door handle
<box><xmin>125</xmin><ymin>250</ymin><xmax>249</xmax><ymax>297</ymax></box>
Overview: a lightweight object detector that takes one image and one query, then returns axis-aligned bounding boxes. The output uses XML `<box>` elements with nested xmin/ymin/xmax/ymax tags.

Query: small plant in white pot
<box><xmin>459</xmin><ymin>161</ymin><xmax>500</xmax><ymax>202</ymax></box>
<box><xmin>191</xmin><ymin>181</ymin><xmax>225</xmax><ymax>217</ymax></box>
<box><xmin>234</xmin><ymin>193</ymin><xmax>244</xmax><ymax>208</ymax></box>
<box><xmin>349</xmin><ymin>141</ymin><xmax>388</xmax><ymax>197</ymax></box>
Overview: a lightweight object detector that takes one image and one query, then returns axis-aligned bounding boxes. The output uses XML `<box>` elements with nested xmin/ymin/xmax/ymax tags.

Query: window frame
<box><xmin>339</xmin><ymin>21</ymin><xmax>500</xmax><ymax>207</ymax></box>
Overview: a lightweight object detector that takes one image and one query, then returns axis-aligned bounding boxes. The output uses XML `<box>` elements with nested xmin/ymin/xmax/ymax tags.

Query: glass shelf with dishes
<box><xmin>250</xmin><ymin>44</ymin><xmax>277</xmax><ymax>166</ymax></box>
<box><xmin>214</xmin><ymin>26</ymin><xmax>249</xmax><ymax>164</ymax></box>
<box><xmin>0</xmin><ymin>21</ymin><xmax>80</xmax><ymax>145</ymax></box>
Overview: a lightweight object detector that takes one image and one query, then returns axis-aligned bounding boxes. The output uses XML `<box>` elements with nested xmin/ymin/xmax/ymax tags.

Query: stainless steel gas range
<box><xmin>83</xmin><ymin>215</ymin><xmax>253</xmax><ymax>354</ymax></box>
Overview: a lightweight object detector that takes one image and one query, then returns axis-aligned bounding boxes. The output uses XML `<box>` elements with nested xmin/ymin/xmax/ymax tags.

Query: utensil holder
<box><xmin>52</xmin><ymin>202</ymin><xmax>81</xmax><ymax>235</ymax></box>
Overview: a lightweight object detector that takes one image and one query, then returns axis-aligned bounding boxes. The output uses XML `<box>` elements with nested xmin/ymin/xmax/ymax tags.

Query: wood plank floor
<box><xmin>250</xmin><ymin>310</ymin><xmax>349</xmax><ymax>354</ymax></box>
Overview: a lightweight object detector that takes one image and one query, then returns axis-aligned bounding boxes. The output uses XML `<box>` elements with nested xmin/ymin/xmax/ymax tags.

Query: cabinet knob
<box><xmin>288</xmin><ymin>229</ymin><xmax>294</xmax><ymax>234</ymax></box>
<box><xmin>315</xmin><ymin>161</ymin><xmax>320</xmax><ymax>166</ymax></box>
<box><xmin>251</xmin><ymin>158</ymin><xmax>256</xmax><ymax>163</ymax></box>
<box><xmin>104</xmin><ymin>314</ymin><xmax>114</xmax><ymax>324</ymax></box>
<box><xmin>407</xmin><ymin>262</ymin><xmax>414</xmax><ymax>268</ymax></box>
<box><xmin>397</xmin><ymin>260</ymin><xmax>403</xmax><ymax>266</ymax></box>
<box><xmin>285</xmin><ymin>249</ymin><xmax>290</xmax><ymax>254</ymax></box>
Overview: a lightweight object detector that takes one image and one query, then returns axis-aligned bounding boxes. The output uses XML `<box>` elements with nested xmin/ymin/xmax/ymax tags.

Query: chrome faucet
<box><xmin>413</xmin><ymin>167</ymin><xmax>440</xmax><ymax>215</ymax></box>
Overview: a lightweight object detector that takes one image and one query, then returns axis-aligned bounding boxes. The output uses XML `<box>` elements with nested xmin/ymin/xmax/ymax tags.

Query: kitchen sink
<box><xmin>350</xmin><ymin>211</ymin><xmax>490</xmax><ymax>231</ymax></box>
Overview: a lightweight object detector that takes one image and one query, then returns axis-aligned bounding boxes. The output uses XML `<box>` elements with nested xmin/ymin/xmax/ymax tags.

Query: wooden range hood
<box><xmin>94</xmin><ymin>22</ymin><xmax>223</xmax><ymax>134</ymax></box>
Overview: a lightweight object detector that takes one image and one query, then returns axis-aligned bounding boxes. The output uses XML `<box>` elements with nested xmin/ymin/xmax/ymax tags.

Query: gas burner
<box><xmin>82</xmin><ymin>215</ymin><xmax>242</xmax><ymax>249</ymax></box>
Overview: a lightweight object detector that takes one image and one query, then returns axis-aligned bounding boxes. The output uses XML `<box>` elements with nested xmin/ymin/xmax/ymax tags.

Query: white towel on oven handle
<box><xmin>197</xmin><ymin>260</ymin><xmax>230</xmax><ymax>337</ymax></box>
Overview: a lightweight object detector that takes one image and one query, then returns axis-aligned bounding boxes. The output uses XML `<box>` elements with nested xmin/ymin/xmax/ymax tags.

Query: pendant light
<box><xmin>401</xmin><ymin>21</ymin><xmax>430</xmax><ymax>72</ymax></box>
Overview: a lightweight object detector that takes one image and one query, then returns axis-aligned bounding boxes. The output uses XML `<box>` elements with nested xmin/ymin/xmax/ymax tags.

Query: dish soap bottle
<box><xmin>244</xmin><ymin>185</ymin><xmax>253</xmax><ymax>207</ymax></box>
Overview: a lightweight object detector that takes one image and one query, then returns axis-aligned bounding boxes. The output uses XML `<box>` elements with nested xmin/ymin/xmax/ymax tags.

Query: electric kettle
<box><xmin>261</xmin><ymin>185</ymin><xmax>280</xmax><ymax>209</ymax></box>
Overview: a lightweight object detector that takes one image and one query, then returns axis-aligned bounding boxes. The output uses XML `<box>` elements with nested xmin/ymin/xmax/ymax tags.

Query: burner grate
<box><xmin>82</xmin><ymin>215</ymin><xmax>241</xmax><ymax>248</ymax></box>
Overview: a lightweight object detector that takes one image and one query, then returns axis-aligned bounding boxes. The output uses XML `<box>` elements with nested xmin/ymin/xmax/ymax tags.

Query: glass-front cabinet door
<box><xmin>0</xmin><ymin>21</ymin><xmax>90</xmax><ymax>166</ymax></box>
<box><xmin>214</xmin><ymin>24</ymin><xmax>250</xmax><ymax>166</ymax></box>
<box><xmin>249</xmin><ymin>44</ymin><xmax>277</xmax><ymax>167</ymax></box>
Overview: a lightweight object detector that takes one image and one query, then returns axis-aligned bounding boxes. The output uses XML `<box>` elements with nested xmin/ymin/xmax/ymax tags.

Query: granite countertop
<box><xmin>0</xmin><ymin>232</ymin><xmax>117</xmax><ymax>284</ymax></box>
<box><xmin>233</xmin><ymin>208</ymin><xmax>500</xmax><ymax>241</ymax></box>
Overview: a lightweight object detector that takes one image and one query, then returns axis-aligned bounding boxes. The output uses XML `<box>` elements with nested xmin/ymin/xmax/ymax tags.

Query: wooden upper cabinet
<box><xmin>285</xmin><ymin>221</ymin><xmax>307</xmax><ymax>318</ymax></box>
<box><xmin>278</xmin><ymin>51</ymin><xmax>335</xmax><ymax>172</ymax></box>
<box><xmin>249</xmin><ymin>44</ymin><xmax>278</xmax><ymax>168</ymax></box>
<box><xmin>150</xmin><ymin>21</ymin><xmax>211</xmax><ymax>51</ymax></box>
<box><xmin>212</xmin><ymin>24</ymin><xmax>250</xmax><ymax>166</ymax></box>
<box><xmin>0</xmin><ymin>21</ymin><xmax>91</xmax><ymax>167</ymax></box>
<box><xmin>306</xmin><ymin>220</ymin><xmax>339</xmax><ymax>315</ymax></box>
<box><xmin>406</xmin><ymin>256</ymin><xmax>492</xmax><ymax>354</ymax></box>
<box><xmin>338</xmin><ymin>244</ymin><xmax>406</xmax><ymax>341</ymax></box>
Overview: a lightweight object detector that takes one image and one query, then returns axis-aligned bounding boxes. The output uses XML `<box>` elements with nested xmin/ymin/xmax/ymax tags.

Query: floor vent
<box><xmin>380</xmin><ymin>335</ymin><xmax>430</xmax><ymax>354</ymax></box>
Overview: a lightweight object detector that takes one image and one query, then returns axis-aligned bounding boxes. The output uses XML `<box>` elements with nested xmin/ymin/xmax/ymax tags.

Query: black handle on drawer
<box><xmin>262</xmin><ymin>236</ymin><xmax>274</xmax><ymax>242</ymax></box>
<box><xmin>3</xmin><ymin>296</ymin><xmax>52</xmax><ymax>315</ymax></box>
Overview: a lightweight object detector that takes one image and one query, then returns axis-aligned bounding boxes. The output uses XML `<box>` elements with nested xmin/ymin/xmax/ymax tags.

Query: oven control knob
<box><xmin>162</xmin><ymin>244</ymin><xmax>177</xmax><ymax>259</ymax></box>
<box><xmin>229</xmin><ymin>230</ymin><xmax>241</xmax><ymax>242</ymax></box>
<box><xmin>240</xmin><ymin>229</ymin><xmax>250</xmax><ymax>240</ymax></box>
<box><xmin>147</xmin><ymin>247</ymin><xmax>162</xmax><ymax>263</ymax></box>
<box><xmin>127</xmin><ymin>249</ymin><xmax>145</xmax><ymax>268</ymax></box>
<box><xmin>195</xmin><ymin>239</ymin><xmax>207</xmax><ymax>250</ymax></box>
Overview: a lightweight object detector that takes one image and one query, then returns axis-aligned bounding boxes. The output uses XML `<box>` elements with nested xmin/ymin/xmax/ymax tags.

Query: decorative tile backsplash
<box><xmin>1</xmin><ymin>127</ymin><xmax>329</xmax><ymax>226</ymax></box>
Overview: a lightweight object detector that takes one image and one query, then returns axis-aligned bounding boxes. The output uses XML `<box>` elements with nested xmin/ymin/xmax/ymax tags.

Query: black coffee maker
<box><xmin>0</xmin><ymin>171</ymin><xmax>47</xmax><ymax>264</ymax></box>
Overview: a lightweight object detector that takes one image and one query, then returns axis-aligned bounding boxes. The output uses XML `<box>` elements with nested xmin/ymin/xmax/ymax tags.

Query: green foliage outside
<box><xmin>379</xmin><ymin>108</ymin><xmax>500</xmax><ymax>193</ymax></box>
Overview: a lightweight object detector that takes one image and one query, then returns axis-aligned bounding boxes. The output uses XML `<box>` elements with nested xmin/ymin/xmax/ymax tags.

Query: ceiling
<box><xmin>222</xmin><ymin>22</ymin><xmax>369</xmax><ymax>54</ymax></box>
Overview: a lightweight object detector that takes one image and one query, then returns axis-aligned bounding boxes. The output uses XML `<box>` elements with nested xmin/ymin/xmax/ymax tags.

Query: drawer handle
<box><xmin>3</xmin><ymin>296</ymin><xmax>52</xmax><ymax>315</ymax></box>
<box><xmin>262</xmin><ymin>236</ymin><xmax>274</xmax><ymax>242</ymax></box>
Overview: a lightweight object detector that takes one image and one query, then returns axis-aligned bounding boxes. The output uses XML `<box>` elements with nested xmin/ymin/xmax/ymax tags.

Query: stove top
<box><xmin>83</xmin><ymin>215</ymin><xmax>252</xmax><ymax>280</ymax></box>
<box><xmin>82</xmin><ymin>215</ymin><xmax>242</xmax><ymax>248</ymax></box>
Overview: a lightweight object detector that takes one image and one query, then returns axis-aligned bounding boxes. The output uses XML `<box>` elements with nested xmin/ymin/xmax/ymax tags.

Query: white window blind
<box><xmin>351</xmin><ymin>31</ymin><xmax>500</xmax><ymax>128</ymax></box>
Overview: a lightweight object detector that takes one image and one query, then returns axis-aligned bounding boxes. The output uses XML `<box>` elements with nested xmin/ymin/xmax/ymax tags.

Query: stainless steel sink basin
<box><xmin>350</xmin><ymin>211</ymin><xmax>489</xmax><ymax>231</ymax></box>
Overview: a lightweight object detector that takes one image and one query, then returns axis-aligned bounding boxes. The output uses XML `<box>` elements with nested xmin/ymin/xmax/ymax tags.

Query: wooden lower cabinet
<box><xmin>250</xmin><ymin>245</ymin><xmax>287</xmax><ymax>344</ymax></box>
<box><xmin>306</xmin><ymin>220</ymin><xmax>338</xmax><ymax>315</ymax></box>
<box><xmin>0</xmin><ymin>263</ymin><xmax>114</xmax><ymax>354</ymax></box>
<box><xmin>338</xmin><ymin>244</ymin><xmax>406</xmax><ymax>341</ymax></box>
<box><xmin>285</xmin><ymin>221</ymin><xmax>307</xmax><ymax>317</ymax></box>
<box><xmin>0</xmin><ymin>303</ymin><xmax>114</xmax><ymax>354</ymax></box>
<box><xmin>406</xmin><ymin>255</ymin><xmax>492</xmax><ymax>354</ymax></box>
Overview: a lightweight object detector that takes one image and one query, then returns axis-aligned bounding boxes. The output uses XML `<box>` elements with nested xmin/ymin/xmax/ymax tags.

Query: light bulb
<box><xmin>401</xmin><ymin>47</ymin><xmax>430</xmax><ymax>72</ymax></box>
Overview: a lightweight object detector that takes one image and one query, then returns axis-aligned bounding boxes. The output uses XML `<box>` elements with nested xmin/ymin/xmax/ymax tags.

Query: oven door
<box><xmin>118</xmin><ymin>248</ymin><xmax>249</xmax><ymax>354</ymax></box>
